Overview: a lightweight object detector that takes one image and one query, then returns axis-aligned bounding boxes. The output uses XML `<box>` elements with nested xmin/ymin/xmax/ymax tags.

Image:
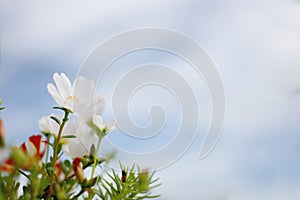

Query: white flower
<box><xmin>38</xmin><ymin>115</ymin><xmax>97</xmax><ymax>157</ymax></box>
<box><xmin>76</xmin><ymin>95</ymin><xmax>106</xmax><ymax>123</ymax></box>
<box><xmin>92</xmin><ymin>115</ymin><xmax>116</xmax><ymax>133</ymax></box>
<box><xmin>62</xmin><ymin>120</ymin><xmax>98</xmax><ymax>158</ymax></box>
<box><xmin>38</xmin><ymin>114</ymin><xmax>60</xmax><ymax>135</ymax></box>
<box><xmin>47</xmin><ymin>73</ymin><xmax>95</xmax><ymax>112</ymax></box>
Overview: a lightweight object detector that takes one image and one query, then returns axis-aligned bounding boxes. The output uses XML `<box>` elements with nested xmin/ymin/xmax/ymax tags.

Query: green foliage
<box><xmin>96</xmin><ymin>165</ymin><xmax>161</xmax><ymax>200</ymax></box>
<box><xmin>0</xmin><ymin>92</ymin><xmax>161</xmax><ymax>199</ymax></box>
<box><xmin>0</xmin><ymin>172</ymin><xmax>20</xmax><ymax>199</ymax></box>
<box><xmin>0</xmin><ymin>155</ymin><xmax>160</xmax><ymax>199</ymax></box>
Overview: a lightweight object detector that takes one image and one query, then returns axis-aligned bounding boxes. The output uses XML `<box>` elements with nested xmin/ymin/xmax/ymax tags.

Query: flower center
<box><xmin>66</xmin><ymin>96</ymin><xmax>80</xmax><ymax>103</ymax></box>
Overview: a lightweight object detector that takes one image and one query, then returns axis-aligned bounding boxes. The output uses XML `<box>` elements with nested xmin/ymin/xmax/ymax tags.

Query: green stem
<box><xmin>45</xmin><ymin>134</ymin><xmax>50</xmax><ymax>163</ymax></box>
<box><xmin>46</xmin><ymin>109</ymin><xmax>70</xmax><ymax>200</ymax></box>
<box><xmin>90</xmin><ymin>135</ymin><xmax>103</xmax><ymax>179</ymax></box>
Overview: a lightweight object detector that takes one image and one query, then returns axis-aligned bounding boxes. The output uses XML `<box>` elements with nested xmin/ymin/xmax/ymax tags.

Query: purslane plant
<box><xmin>0</xmin><ymin>74</ymin><xmax>160</xmax><ymax>199</ymax></box>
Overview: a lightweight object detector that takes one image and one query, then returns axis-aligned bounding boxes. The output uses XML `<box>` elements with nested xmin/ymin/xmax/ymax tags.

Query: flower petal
<box><xmin>75</xmin><ymin>95</ymin><xmax>106</xmax><ymax>122</ymax></box>
<box><xmin>53</xmin><ymin>73</ymin><xmax>72</xmax><ymax>100</ymax></box>
<box><xmin>29</xmin><ymin>135</ymin><xmax>42</xmax><ymax>155</ymax></box>
<box><xmin>47</xmin><ymin>83</ymin><xmax>64</xmax><ymax>106</ymax></box>
<box><xmin>63</xmin><ymin>133</ymin><xmax>98</xmax><ymax>158</ymax></box>
<box><xmin>38</xmin><ymin>114</ymin><xmax>61</xmax><ymax>136</ymax></box>
<box><xmin>62</xmin><ymin>122</ymin><xmax>98</xmax><ymax>157</ymax></box>
<box><xmin>92</xmin><ymin>115</ymin><xmax>105</xmax><ymax>130</ymax></box>
<box><xmin>93</xmin><ymin>95</ymin><xmax>106</xmax><ymax>115</ymax></box>
<box><xmin>20</xmin><ymin>143</ymin><xmax>27</xmax><ymax>154</ymax></box>
<box><xmin>107</xmin><ymin>120</ymin><xmax>116</xmax><ymax>132</ymax></box>
<box><xmin>73</xmin><ymin>76</ymin><xmax>95</xmax><ymax>103</ymax></box>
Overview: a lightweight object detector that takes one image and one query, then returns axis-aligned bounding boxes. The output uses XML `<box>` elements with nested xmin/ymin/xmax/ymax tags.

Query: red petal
<box><xmin>6</xmin><ymin>158</ymin><xmax>13</xmax><ymax>165</ymax></box>
<box><xmin>38</xmin><ymin>141</ymin><xmax>47</xmax><ymax>158</ymax></box>
<box><xmin>20</xmin><ymin>143</ymin><xmax>27</xmax><ymax>153</ymax></box>
<box><xmin>1</xmin><ymin>159</ymin><xmax>14</xmax><ymax>172</ymax></box>
<box><xmin>29</xmin><ymin>135</ymin><xmax>42</xmax><ymax>154</ymax></box>
<box><xmin>73</xmin><ymin>157</ymin><xmax>81</xmax><ymax>167</ymax></box>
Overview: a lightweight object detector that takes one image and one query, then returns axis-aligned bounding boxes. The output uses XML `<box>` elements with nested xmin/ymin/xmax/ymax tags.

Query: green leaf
<box><xmin>50</xmin><ymin>116</ymin><xmax>61</xmax><ymax>125</ymax></box>
<box><xmin>64</xmin><ymin>160</ymin><xmax>71</xmax><ymax>168</ymax></box>
<box><xmin>60</xmin><ymin>161</ymin><xmax>69</xmax><ymax>174</ymax></box>
<box><xmin>47</xmin><ymin>167</ymin><xmax>55</xmax><ymax>171</ymax></box>
<box><xmin>47</xmin><ymin>142</ymin><xmax>54</xmax><ymax>147</ymax></box>
<box><xmin>52</xmin><ymin>106</ymin><xmax>64</xmax><ymax>110</ymax></box>
<box><xmin>53</xmin><ymin>106</ymin><xmax>72</xmax><ymax>113</ymax></box>
<box><xmin>61</xmin><ymin>135</ymin><xmax>76</xmax><ymax>139</ymax></box>
<box><xmin>46</xmin><ymin>163</ymin><xmax>55</xmax><ymax>176</ymax></box>
<box><xmin>57</xmin><ymin>143</ymin><xmax>62</xmax><ymax>156</ymax></box>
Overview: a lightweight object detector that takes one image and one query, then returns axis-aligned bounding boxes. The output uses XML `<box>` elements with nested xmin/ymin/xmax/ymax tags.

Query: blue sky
<box><xmin>1</xmin><ymin>0</ymin><xmax>300</xmax><ymax>199</ymax></box>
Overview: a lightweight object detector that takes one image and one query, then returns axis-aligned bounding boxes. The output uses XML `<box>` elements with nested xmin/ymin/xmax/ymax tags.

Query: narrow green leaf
<box><xmin>64</xmin><ymin>160</ymin><xmax>71</xmax><ymax>168</ymax></box>
<box><xmin>61</xmin><ymin>135</ymin><xmax>76</xmax><ymax>139</ymax></box>
<box><xmin>52</xmin><ymin>106</ymin><xmax>64</xmax><ymax>110</ymax></box>
<box><xmin>57</xmin><ymin>143</ymin><xmax>62</xmax><ymax>156</ymax></box>
<box><xmin>50</xmin><ymin>116</ymin><xmax>61</xmax><ymax>125</ymax></box>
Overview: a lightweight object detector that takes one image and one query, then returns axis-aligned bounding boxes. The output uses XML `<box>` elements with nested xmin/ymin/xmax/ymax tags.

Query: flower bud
<box><xmin>73</xmin><ymin>157</ymin><xmax>85</xmax><ymax>182</ymax></box>
<box><xmin>121</xmin><ymin>170</ymin><xmax>126</xmax><ymax>183</ymax></box>
<box><xmin>0</xmin><ymin>119</ymin><xmax>5</xmax><ymax>147</ymax></box>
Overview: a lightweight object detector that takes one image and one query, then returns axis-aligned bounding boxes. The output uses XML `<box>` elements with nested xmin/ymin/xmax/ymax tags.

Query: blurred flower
<box><xmin>47</xmin><ymin>73</ymin><xmax>94</xmax><ymax>112</ymax></box>
<box><xmin>38</xmin><ymin>114</ymin><xmax>98</xmax><ymax>157</ymax></box>
<box><xmin>38</xmin><ymin>114</ymin><xmax>61</xmax><ymax>135</ymax></box>
<box><xmin>1</xmin><ymin>135</ymin><xmax>46</xmax><ymax>172</ymax></box>
<box><xmin>38</xmin><ymin>114</ymin><xmax>76</xmax><ymax>143</ymax></box>
<box><xmin>92</xmin><ymin>115</ymin><xmax>116</xmax><ymax>133</ymax></box>
<box><xmin>62</xmin><ymin>120</ymin><xmax>98</xmax><ymax>158</ymax></box>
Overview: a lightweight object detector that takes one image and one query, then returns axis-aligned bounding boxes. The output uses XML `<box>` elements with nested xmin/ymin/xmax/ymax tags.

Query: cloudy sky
<box><xmin>1</xmin><ymin>0</ymin><xmax>300</xmax><ymax>199</ymax></box>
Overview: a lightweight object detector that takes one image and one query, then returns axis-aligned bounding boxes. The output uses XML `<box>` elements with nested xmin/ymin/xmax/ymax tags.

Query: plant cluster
<box><xmin>0</xmin><ymin>73</ymin><xmax>160</xmax><ymax>199</ymax></box>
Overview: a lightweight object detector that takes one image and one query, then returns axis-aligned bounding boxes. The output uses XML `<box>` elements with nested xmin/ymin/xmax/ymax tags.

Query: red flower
<box><xmin>21</xmin><ymin>135</ymin><xmax>46</xmax><ymax>160</ymax></box>
<box><xmin>1</xmin><ymin>135</ymin><xmax>46</xmax><ymax>172</ymax></box>
<box><xmin>1</xmin><ymin>159</ymin><xmax>14</xmax><ymax>172</ymax></box>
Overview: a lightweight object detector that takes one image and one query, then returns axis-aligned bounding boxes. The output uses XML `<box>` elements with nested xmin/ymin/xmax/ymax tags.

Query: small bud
<box><xmin>90</xmin><ymin>144</ymin><xmax>96</xmax><ymax>156</ymax></box>
<box><xmin>121</xmin><ymin>170</ymin><xmax>126</xmax><ymax>183</ymax></box>
<box><xmin>0</xmin><ymin>119</ymin><xmax>5</xmax><ymax>147</ymax></box>
<box><xmin>73</xmin><ymin>157</ymin><xmax>85</xmax><ymax>182</ymax></box>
